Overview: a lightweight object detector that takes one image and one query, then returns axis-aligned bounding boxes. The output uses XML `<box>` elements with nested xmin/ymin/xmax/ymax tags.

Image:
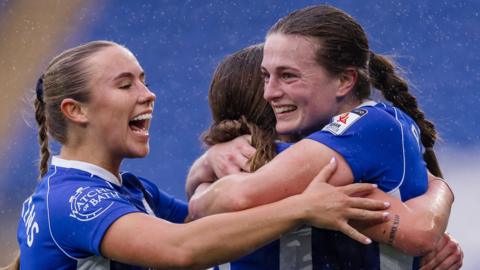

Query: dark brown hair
<box><xmin>268</xmin><ymin>5</ymin><xmax>442</xmax><ymax>177</ymax></box>
<box><xmin>203</xmin><ymin>44</ymin><xmax>277</xmax><ymax>171</ymax></box>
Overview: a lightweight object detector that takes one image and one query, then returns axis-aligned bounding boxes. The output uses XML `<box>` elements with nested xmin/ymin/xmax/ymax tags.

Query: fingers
<box><xmin>447</xmin><ymin>262</ymin><xmax>462</xmax><ymax>270</ymax></box>
<box><xmin>311</xmin><ymin>157</ymin><xmax>337</xmax><ymax>183</ymax></box>
<box><xmin>432</xmin><ymin>237</ymin><xmax>462</xmax><ymax>270</ymax></box>
<box><xmin>346</xmin><ymin>208</ymin><xmax>390</xmax><ymax>223</ymax></box>
<box><xmin>337</xmin><ymin>222</ymin><xmax>372</xmax><ymax>245</ymax></box>
<box><xmin>238</xmin><ymin>135</ymin><xmax>256</xmax><ymax>158</ymax></box>
<box><xmin>338</xmin><ymin>182</ymin><xmax>377</xmax><ymax>196</ymax></box>
<box><xmin>349</xmin><ymin>197</ymin><xmax>390</xmax><ymax>211</ymax></box>
<box><xmin>419</xmin><ymin>234</ymin><xmax>463</xmax><ymax>270</ymax></box>
<box><xmin>420</xmin><ymin>233</ymin><xmax>447</xmax><ymax>268</ymax></box>
<box><xmin>215</xmin><ymin>158</ymin><xmax>242</xmax><ymax>177</ymax></box>
<box><xmin>228</xmin><ymin>135</ymin><xmax>256</xmax><ymax>173</ymax></box>
<box><xmin>233</xmin><ymin>153</ymin><xmax>251</xmax><ymax>173</ymax></box>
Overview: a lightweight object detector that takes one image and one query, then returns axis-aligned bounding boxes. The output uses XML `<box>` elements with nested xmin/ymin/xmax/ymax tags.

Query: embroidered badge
<box><xmin>322</xmin><ymin>109</ymin><xmax>368</xmax><ymax>135</ymax></box>
<box><xmin>69</xmin><ymin>187</ymin><xmax>121</xmax><ymax>221</ymax></box>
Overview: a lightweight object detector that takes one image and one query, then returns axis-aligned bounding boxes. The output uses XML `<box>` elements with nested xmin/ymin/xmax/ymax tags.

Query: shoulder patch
<box><xmin>69</xmin><ymin>186</ymin><xmax>121</xmax><ymax>221</ymax></box>
<box><xmin>322</xmin><ymin>109</ymin><xmax>368</xmax><ymax>135</ymax></box>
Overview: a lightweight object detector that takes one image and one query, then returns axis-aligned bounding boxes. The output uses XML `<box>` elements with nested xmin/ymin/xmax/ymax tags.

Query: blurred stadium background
<box><xmin>0</xmin><ymin>0</ymin><xmax>478</xmax><ymax>268</ymax></box>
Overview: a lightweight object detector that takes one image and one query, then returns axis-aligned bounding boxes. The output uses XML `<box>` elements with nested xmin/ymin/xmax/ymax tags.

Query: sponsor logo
<box><xmin>322</xmin><ymin>109</ymin><xmax>368</xmax><ymax>135</ymax></box>
<box><xmin>338</xmin><ymin>113</ymin><xmax>349</xmax><ymax>124</ymax></box>
<box><xmin>69</xmin><ymin>187</ymin><xmax>121</xmax><ymax>221</ymax></box>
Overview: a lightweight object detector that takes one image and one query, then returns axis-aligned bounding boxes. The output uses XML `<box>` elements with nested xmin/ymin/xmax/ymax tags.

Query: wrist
<box><xmin>283</xmin><ymin>194</ymin><xmax>311</xmax><ymax>225</ymax></box>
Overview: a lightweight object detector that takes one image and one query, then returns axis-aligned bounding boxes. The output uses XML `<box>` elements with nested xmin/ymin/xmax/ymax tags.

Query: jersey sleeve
<box><xmin>47</xmin><ymin>175</ymin><xmax>141</xmax><ymax>258</ymax></box>
<box><xmin>139</xmin><ymin>177</ymin><xmax>188</xmax><ymax>223</ymax></box>
<box><xmin>306</xmin><ymin>107</ymin><xmax>404</xmax><ymax>191</ymax></box>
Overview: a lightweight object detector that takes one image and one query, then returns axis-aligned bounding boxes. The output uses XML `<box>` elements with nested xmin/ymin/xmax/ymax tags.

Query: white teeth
<box><xmin>273</xmin><ymin>105</ymin><xmax>296</xmax><ymax>114</ymax></box>
<box><xmin>131</xmin><ymin>129</ymin><xmax>149</xmax><ymax>135</ymax></box>
<box><xmin>131</xmin><ymin>113</ymin><xmax>152</xmax><ymax>121</ymax></box>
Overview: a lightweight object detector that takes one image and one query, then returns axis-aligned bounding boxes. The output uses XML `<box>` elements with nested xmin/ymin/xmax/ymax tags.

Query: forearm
<box><xmin>353</xmin><ymin>180</ymin><xmax>453</xmax><ymax>256</ymax></box>
<box><xmin>189</xmin><ymin>174</ymin><xmax>249</xmax><ymax>219</ymax></box>
<box><xmin>102</xmin><ymin>196</ymin><xmax>305</xmax><ymax>269</ymax></box>
<box><xmin>174</xmin><ymin>196</ymin><xmax>305</xmax><ymax>269</ymax></box>
<box><xmin>351</xmin><ymin>191</ymin><xmax>425</xmax><ymax>255</ymax></box>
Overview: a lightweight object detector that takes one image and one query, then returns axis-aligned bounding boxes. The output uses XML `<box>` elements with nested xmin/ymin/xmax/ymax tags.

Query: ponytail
<box><xmin>202</xmin><ymin>116</ymin><xmax>276</xmax><ymax>172</ymax></box>
<box><xmin>368</xmin><ymin>52</ymin><xmax>443</xmax><ymax>177</ymax></box>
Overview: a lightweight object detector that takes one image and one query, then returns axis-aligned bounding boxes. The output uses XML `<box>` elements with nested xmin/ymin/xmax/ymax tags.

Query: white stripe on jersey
<box><xmin>379</xmin><ymin>244</ymin><xmax>413</xmax><ymax>270</ymax></box>
<box><xmin>279</xmin><ymin>226</ymin><xmax>312</xmax><ymax>270</ymax></box>
<box><xmin>77</xmin><ymin>255</ymin><xmax>110</xmax><ymax>269</ymax></box>
<box><xmin>387</xmin><ymin>107</ymin><xmax>407</xmax><ymax>195</ymax></box>
<box><xmin>217</xmin><ymin>263</ymin><xmax>231</xmax><ymax>270</ymax></box>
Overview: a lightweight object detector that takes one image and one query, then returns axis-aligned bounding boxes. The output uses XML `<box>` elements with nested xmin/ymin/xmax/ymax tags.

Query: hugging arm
<box><xmin>189</xmin><ymin>139</ymin><xmax>454</xmax><ymax>256</ymax></box>
<box><xmin>101</xmin><ymin>162</ymin><xmax>387</xmax><ymax>269</ymax></box>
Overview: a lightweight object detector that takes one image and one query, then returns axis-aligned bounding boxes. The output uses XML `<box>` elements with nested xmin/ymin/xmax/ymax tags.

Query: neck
<box><xmin>335</xmin><ymin>94</ymin><xmax>363</xmax><ymax>116</ymax></box>
<box><xmin>284</xmin><ymin>96</ymin><xmax>365</xmax><ymax>141</ymax></box>
<box><xmin>59</xmin><ymin>146</ymin><xmax>122</xmax><ymax>178</ymax></box>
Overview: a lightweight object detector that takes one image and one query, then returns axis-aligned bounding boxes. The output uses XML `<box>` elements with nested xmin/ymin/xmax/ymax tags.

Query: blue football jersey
<box><xmin>17</xmin><ymin>156</ymin><xmax>188</xmax><ymax>270</ymax></box>
<box><xmin>217</xmin><ymin>101</ymin><xmax>428</xmax><ymax>270</ymax></box>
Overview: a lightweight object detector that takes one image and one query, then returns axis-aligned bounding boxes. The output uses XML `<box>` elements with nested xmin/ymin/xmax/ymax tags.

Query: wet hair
<box><xmin>203</xmin><ymin>44</ymin><xmax>277</xmax><ymax>171</ymax></box>
<box><xmin>34</xmin><ymin>40</ymin><xmax>117</xmax><ymax>178</ymax></box>
<box><xmin>268</xmin><ymin>5</ymin><xmax>443</xmax><ymax>177</ymax></box>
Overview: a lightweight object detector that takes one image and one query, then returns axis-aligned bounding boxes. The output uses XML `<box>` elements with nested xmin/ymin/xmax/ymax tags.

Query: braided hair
<box><xmin>32</xmin><ymin>41</ymin><xmax>117</xmax><ymax>178</ymax></box>
<box><xmin>269</xmin><ymin>5</ymin><xmax>443</xmax><ymax>177</ymax></box>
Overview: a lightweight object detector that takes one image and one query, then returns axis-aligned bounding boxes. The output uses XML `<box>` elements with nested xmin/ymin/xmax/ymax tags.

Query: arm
<box><xmin>189</xmin><ymin>139</ymin><xmax>453</xmax><ymax>256</ymax></box>
<box><xmin>351</xmin><ymin>176</ymin><xmax>453</xmax><ymax>256</ymax></box>
<box><xmin>102</xmin><ymin>162</ymin><xmax>388</xmax><ymax>269</ymax></box>
<box><xmin>186</xmin><ymin>135</ymin><xmax>256</xmax><ymax>199</ymax></box>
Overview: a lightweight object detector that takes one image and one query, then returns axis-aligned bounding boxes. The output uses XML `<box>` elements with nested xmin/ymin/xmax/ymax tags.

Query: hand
<box><xmin>205</xmin><ymin>135</ymin><xmax>256</xmax><ymax>177</ymax></box>
<box><xmin>302</xmin><ymin>158</ymin><xmax>390</xmax><ymax>244</ymax></box>
<box><xmin>419</xmin><ymin>233</ymin><xmax>463</xmax><ymax>270</ymax></box>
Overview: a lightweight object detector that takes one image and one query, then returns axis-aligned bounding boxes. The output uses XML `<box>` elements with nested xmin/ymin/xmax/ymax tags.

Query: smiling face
<box><xmin>83</xmin><ymin>45</ymin><xmax>156</xmax><ymax>162</ymax></box>
<box><xmin>261</xmin><ymin>33</ymin><xmax>343</xmax><ymax>137</ymax></box>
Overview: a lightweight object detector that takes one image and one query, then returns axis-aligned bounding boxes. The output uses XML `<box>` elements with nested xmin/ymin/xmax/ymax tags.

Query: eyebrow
<box><xmin>262</xmin><ymin>65</ymin><xmax>299</xmax><ymax>72</ymax></box>
<box><xmin>113</xmin><ymin>71</ymin><xmax>145</xmax><ymax>81</ymax></box>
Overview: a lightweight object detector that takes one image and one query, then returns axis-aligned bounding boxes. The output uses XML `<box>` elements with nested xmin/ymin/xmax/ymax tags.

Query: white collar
<box><xmin>51</xmin><ymin>156</ymin><xmax>122</xmax><ymax>186</ymax></box>
<box><xmin>356</xmin><ymin>99</ymin><xmax>378</xmax><ymax>108</ymax></box>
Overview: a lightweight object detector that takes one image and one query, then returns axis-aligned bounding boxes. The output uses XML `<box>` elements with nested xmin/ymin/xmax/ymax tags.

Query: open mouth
<box><xmin>272</xmin><ymin>105</ymin><xmax>297</xmax><ymax>114</ymax></box>
<box><xmin>129</xmin><ymin>113</ymin><xmax>152</xmax><ymax>135</ymax></box>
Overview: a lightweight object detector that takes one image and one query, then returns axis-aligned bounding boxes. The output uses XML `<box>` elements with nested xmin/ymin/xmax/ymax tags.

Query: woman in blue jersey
<box><xmin>187</xmin><ymin>5</ymin><xmax>462</xmax><ymax>270</ymax></box>
<box><xmin>188</xmin><ymin>43</ymin><xmax>461</xmax><ymax>270</ymax></box>
<box><xmin>10</xmin><ymin>40</ymin><xmax>393</xmax><ymax>270</ymax></box>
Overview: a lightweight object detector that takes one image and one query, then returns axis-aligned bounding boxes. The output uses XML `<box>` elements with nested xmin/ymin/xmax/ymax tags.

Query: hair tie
<box><xmin>35</xmin><ymin>75</ymin><xmax>45</xmax><ymax>103</ymax></box>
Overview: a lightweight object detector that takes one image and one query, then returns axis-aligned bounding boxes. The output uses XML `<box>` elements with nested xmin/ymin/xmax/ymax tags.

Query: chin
<box><xmin>126</xmin><ymin>147</ymin><xmax>150</xmax><ymax>158</ymax></box>
<box><xmin>276</xmin><ymin>122</ymin><xmax>299</xmax><ymax>136</ymax></box>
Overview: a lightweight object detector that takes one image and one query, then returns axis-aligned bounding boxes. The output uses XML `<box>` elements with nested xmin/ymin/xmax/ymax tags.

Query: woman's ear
<box><xmin>336</xmin><ymin>68</ymin><xmax>358</xmax><ymax>97</ymax></box>
<box><xmin>60</xmin><ymin>98</ymin><xmax>88</xmax><ymax>124</ymax></box>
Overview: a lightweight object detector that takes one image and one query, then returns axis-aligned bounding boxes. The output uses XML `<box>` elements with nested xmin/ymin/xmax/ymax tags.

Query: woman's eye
<box><xmin>261</xmin><ymin>73</ymin><xmax>270</xmax><ymax>83</ymax></box>
<box><xmin>282</xmin><ymin>73</ymin><xmax>296</xmax><ymax>80</ymax></box>
<box><xmin>119</xmin><ymin>84</ymin><xmax>131</xmax><ymax>89</ymax></box>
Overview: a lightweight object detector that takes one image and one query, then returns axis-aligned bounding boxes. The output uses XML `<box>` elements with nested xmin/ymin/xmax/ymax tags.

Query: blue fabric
<box><xmin>17</xmin><ymin>160</ymin><xmax>188</xmax><ymax>270</ymax></box>
<box><xmin>224</xmin><ymin>102</ymin><xmax>427</xmax><ymax>269</ymax></box>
